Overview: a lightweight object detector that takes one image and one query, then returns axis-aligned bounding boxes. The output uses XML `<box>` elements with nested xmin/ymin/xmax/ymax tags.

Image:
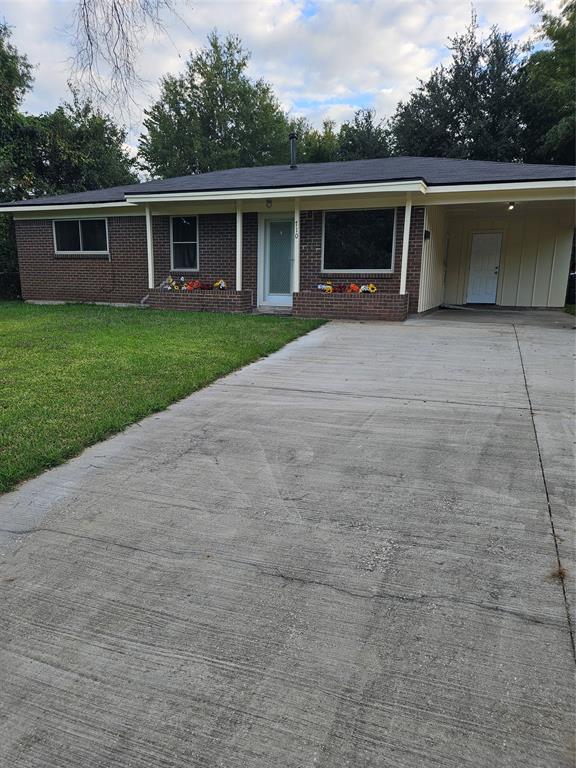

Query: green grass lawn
<box><xmin>0</xmin><ymin>302</ymin><xmax>323</xmax><ymax>493</ymax></box>
<box><xmin>565</xmin><ymin>304</ymin><xmax>575</xmax><ymax>315</ymax></box>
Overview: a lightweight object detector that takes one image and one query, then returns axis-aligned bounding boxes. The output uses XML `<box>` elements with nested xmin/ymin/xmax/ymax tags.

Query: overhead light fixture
<box><xmin>508</xmin><ymin>202</ymin><xmax>515</xmax><ymax>211</ymax></box>
<box><xmin>266</xmin><ymin>199</ymin><xmax>272</xmax><ymax>209</ymax></box>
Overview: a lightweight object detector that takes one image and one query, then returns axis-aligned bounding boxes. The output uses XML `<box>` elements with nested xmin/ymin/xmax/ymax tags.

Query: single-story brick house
<box><xmin>2</xmin><ymin>153</ymin><xmax>574</xmax><ymax>320</ymax></box>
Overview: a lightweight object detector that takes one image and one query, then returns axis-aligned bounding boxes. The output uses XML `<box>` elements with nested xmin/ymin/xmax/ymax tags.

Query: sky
<box><xmin>1</xmin><ymin>0</ymin><xmax>561</xmax><ymax>153</ymax></box>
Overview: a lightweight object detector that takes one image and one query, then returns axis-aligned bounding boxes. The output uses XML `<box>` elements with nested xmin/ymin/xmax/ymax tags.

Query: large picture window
<box><xmin>171</xmin><ymin>216</ymin><xmax>198</xmax><ymax>270</ymax></box>
<box><xmin>322</xmin><ymin>209</ymin><xmax>396</xmax><ymax>272</ymax></box>
<box><xmin>53</xmin><ymin>219</ymin><xmax>108</xmax><ymax>253</ymax></box>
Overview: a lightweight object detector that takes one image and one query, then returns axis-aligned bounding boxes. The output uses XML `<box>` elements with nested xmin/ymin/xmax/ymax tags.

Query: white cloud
<box><xmin>1</xmin><ymin>0</ymin><xmax>563</xmax><ymax>151</ymax></box>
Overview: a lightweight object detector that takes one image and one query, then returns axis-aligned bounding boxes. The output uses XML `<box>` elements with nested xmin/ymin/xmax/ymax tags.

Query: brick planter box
<box><xmin>147</xmin><ymin>288</ymin><xmax>253</xmax><ymax>313</ymax></box>
<box><xmin>292</xmin><ymin>291</ymin><xmax>409</xmax><ymax>321</ymax></box>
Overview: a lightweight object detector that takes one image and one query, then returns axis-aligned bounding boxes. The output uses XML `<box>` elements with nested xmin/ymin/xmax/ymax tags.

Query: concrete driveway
<box><xmin>1</xmin><ymin>309</ymin><xmax>574</xmax><ymax>767</ymax></box>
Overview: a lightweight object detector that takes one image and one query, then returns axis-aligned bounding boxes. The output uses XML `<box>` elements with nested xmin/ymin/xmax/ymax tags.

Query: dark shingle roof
<box><xmin>3</xmin><ymin>156</ymin><xmax>575</xmax><ymax>208</ymax></box>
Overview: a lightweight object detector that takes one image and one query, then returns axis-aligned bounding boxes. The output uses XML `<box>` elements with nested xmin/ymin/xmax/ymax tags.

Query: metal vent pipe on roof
<box><xmin>289</xmin><ymin>132</ymin><xmax>297</xmax><ymax>169</ymax></box>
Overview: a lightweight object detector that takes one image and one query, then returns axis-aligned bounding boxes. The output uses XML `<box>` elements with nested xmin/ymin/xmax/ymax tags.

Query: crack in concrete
<box><xmin>512</xmin><ymin>323</ymin><xmax>576</xmax><ymax>661</ymax></box>
<box><xmin>220</xmin><ymin>383</ymin><xmax>530</xmax><ymax>412</ymax></box>
<box><xmin>252</xmin><ymin>565</ymin><xmax>561</xmax><ymax>629</ymax></box>
<box><xmin>0</xmin><ymin>526</ymin><xmax>193</xmax><ymax>557</ymax></box>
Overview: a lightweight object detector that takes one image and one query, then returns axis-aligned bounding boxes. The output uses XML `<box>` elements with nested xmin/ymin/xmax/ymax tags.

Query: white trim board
<box><xmin>126</xmin><ymin>180</ymin><xmax>426</xmax><ymax>204</ymax></box>
<box><xmin>8</xmin><ymin>201</ymin><xmax>139</xmax><ymax>214</ymax></box>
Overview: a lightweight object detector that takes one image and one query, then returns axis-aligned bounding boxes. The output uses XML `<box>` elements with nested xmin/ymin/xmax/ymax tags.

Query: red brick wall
<box><xmin>15</xmin><ymin>217</ymin><xmax>148</xmax><ymax>304</ymax></box>
<box><xmin>16</xmin><ymin>213</ymin><xmax>254</xmax><ymax>306</ymax></box>
<box><xmin>153</xmin><ymin>213</ymin><xmax>236</xmax><ymax>288</ymax></box>
<box><xmin>242</xmin><ymin>213</ymin><xmax>258</xmax><ymax>307</ymax></box>
<box><xmin>299</xmin><ymin>206</ymin><xmax>424</xmax><ymax>314</ymax></box>
<box><xmin>15</xmin><ymin>207</ymin><xmax>425</xmax><ymax>314</ymax></box>
<box><xmin>293</xmin><ymin>291</ymin><xmax>408</xmax><ymax>321</ymax></box>
<box><xmin>147</xmin><ymin>288</ymin><xmax>252</xmax><ymax>313</ymax></box>
<box><xmin>406</xmin><ymin>207</ymin><xmax>425</xmax><ymax>314</ymax></box>
<box><xmin>108</xmin><ymin>217</ymin><xmax>149</xmax><ymax>302</ymax></box>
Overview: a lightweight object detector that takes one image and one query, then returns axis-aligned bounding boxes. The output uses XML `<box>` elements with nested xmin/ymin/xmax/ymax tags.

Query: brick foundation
<box><xmin>147</xmin><ymin>288</ymin><xmax>253</xmax><ymax>313</ymax></box>
<box><xmin>293</xmin><ymin>291</ymin><xmax>409</xmax><ymax>320</ymax></box>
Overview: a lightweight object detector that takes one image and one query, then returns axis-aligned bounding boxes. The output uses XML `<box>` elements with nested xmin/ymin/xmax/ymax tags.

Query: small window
<box><xmin>323</xmin><ymin>209</ymin><xmax>396</xmax><ymax>272</ymax></box>
<box><xmin>54</xmin><ymin>219</ymin><xmax>108</xmax><ymax>253</ymax></box>
<box><xmin>171</xmin><ymin>216</ymin><xmax>198</xmax><ymax>270</ymax></box>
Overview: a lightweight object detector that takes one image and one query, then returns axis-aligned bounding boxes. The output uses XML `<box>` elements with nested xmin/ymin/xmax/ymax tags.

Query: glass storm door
<box><xmin>264</xmin><ymin>219</ymin><xmax>293</xmax><ymax>306</ymax></box>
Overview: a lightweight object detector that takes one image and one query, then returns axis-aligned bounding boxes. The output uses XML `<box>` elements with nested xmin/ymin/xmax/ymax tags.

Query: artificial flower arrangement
<box><xmin>317</xmin><ymin>280</ymin><xmax>377</xmax><ymax>294</ymax></box>
<box><xmin>158</xmin><ymin>276</ymin><xmax>227</xmax><ymax>292</ymax></box>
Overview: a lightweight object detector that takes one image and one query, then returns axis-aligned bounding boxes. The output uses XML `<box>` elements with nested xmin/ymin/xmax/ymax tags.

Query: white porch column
<box><xmin>235</xmin><ymin>201</ymin><xmax>243</xmax><ymax>291</ymax></box>
<box><xmin>293</xmin><ymin>198</ymin><xmax>300</xmax><ymax>293</ymax></box>
<box><xmin>145</xmin><ymin>204</ymin><xmax>154</xmax><ymax>290</ymax></box>
<box><xmin>399</xmin><ymin>193</ymin><xmax>412</xmax><ymax>295</ymax></box>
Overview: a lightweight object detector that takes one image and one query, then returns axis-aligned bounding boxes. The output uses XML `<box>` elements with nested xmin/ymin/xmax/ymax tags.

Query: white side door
<box><xmin>467</xmin><ymin>232</ymin><xmax>502</xmax><ymax>304</ymax></box>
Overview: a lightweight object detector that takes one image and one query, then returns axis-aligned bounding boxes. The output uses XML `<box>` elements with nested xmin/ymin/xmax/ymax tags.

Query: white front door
<box><xmin>467</xmin><ymin>232</ymin><xmax>502</xmax><ymax>304</ymax></box>
<box><xmin>263</xmin><ymin>218</ymin><xmax>293</xmax><ymax>307</ymax></box>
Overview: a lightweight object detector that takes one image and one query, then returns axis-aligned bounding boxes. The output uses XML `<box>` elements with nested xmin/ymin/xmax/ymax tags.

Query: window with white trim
<box><xmin>322</xmin><ymin>209</ymin><xmax>395</xmax><ymax>272</ymax></box>
<box><xmin>53</xmin><ymin>219</ymin><xmax>108</xmax><ymax>253</ymax></box>
<box><xmin>171</xmin><ymin>216</ymin><xmax>198</xmax><ymax>270</ymax></box>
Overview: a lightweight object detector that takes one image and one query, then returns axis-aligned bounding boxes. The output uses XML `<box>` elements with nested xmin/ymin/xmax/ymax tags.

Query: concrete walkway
<box><xmin>0</xmin><ymin>310</ymin><xmax>574</xmax><ymax>767</ymax></box>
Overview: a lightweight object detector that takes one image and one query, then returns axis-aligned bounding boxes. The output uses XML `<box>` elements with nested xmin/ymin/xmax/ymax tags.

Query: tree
<box><xmin>139</xmin><ymin>33</ymin><xmax>293</xmax><ymax>177</ymax></box>
<box><xmin>338</xmin><ymin>108</ymin><xmax>390</xmax><ymax>161</ymax></box>
<box><xmin>296</xmin><ymin>119</ymin><xmax>340</xmax><ymax>163</ymax></box>
<box><xmin>24</xmin><ymin>92</ymin><xmax>137</xmax><ymax>198</ymax></box>
<box><xmin>0</xmin><ymin>23</ymin><xmax>33</xmax><ymax>296</ymax></box>
<box><xmin>389</xmin><ymin>16</ymin><xmax>524</xmax><ymax>161</ymax></box>
<box><xmin>69</xmin><ymin>0</ymin><xmax>183</xmax><ymax>111</ymax></box>
<box><xmin>520</xmin><ymin>0</ymin><xmax>575</xmax><ymax>164</ymax></box>
<box><xmin>0</xmin><ymin>24</ymin><xmax>137</xmax><ymax>296</ymax></box>
<box><xmin>0</xmin><ymin>23</ymin><xmax>33</xmax><ymax>200</ymax></box>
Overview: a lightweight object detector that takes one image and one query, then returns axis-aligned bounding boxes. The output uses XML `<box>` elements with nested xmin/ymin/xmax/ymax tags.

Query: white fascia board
<box><xmin>4</xmin><ymin>201</ymin><xmax>139</xmax><ymax>215</ymax></box>
<box><xmin>125</xmin><ymin>179</ymin><xmax>426</xmax><ymax>204</ymax></box>
<box><xmin>426</xmin><ymin>179</ymin><xmax>575</xmax><ymax>195</ymax></box>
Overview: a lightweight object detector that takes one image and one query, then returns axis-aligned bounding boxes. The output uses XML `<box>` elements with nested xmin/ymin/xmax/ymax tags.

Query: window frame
<box><xmin>170</xmin><ymin>215</ymin><xmax>200</xmax><ymax>272</ymax></box>
<box><xmin>52</xmin><ymin>217</ymin><xmax>109</xmax><ymax>255</ymax></box>
<box><xmin>321</xmin><ymin>207</ymin><xmax>397</xmax><ymax>275</ymax></box>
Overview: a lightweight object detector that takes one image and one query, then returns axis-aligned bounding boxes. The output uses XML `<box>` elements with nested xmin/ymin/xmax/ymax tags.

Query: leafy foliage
<box><xmin>520</xmin><ymin>0</ymin><xmax>575</xmax><ymax>164</ymax></box>
<box><xmin>139</xmin><ymin>33</ymin><xmax>292</xmax><ymax>176</ymax></box>
<box><xmin>338</xmin><ymin>109</ymin><xmax>390</xmax><ymax>161</ymax></box>
<box><xmin>11</xmin><ymin>92</ymin><xmax>137</xmax><ymax>200</ymax></box>
<box><xmin>296</xmin><ymin>119</ymin><xmax>340</xmax><ymax>163</ymax></box>
<box><xmin>0</xmin><ymin>23</ymin><xmax>33</xmax><ymax>202</ymax></box>
<box><xmin>389</xmin><ymin>17</ymin><xmax>524</xmax><ymax>161</ymax></box>
<box><xmin>0</xmin><ymin>24</ymin><xmax>136</xmax><ymax>295</ymax></box>
<box><xmin>140</xmin><ymin>34</ymin><xmax>394</xmax><ymax>176</ymax></box>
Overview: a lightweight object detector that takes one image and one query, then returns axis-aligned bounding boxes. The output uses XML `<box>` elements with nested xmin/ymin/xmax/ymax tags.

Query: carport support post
<box><xmin>145</xmin><ymin>204</ymin><xmax>154</xmax><ymax>290</ymax></box>
<box><xmin>236</xmin><ymin>200</ymin><xmax>243</xmax><ymax>291</ymax></box>
<box><xmin>399</xmin><ymin>193</ymin><xmax>412</xmax><ymax>295</ymax></box>
<box><xmin>293</xmin><ymin>198</ymin><xmax>300</xmax><ymax>293</ymax></box>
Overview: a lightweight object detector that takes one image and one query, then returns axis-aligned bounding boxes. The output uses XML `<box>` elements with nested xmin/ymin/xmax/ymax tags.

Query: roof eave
<box><xmin>0</xmin><ymin>176</ymin><xmax>573</xmax><ymax>213</ymax></box>
<box><xmin>0</xmin><ymin>200</ymin><xmax>138</xmax><ymax>214</ymax></box>
<box><xmin>124</xmin><ymin>179</ymin><xmax>427</xmax><ymax>204</ymax></box>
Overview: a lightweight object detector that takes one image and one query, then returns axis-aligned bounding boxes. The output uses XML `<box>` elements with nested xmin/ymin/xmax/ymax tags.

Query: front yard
<box><xmin>0</xmin><ymin>302</ymin><xmax>322</xmax><ymax>493</ymax></box>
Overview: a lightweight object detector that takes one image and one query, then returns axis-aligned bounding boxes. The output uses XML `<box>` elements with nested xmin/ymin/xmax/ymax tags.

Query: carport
<box><xmin>419</xmin><ymin>199</ymin><xmax>574</xmax><ymax>312</ymax></box>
